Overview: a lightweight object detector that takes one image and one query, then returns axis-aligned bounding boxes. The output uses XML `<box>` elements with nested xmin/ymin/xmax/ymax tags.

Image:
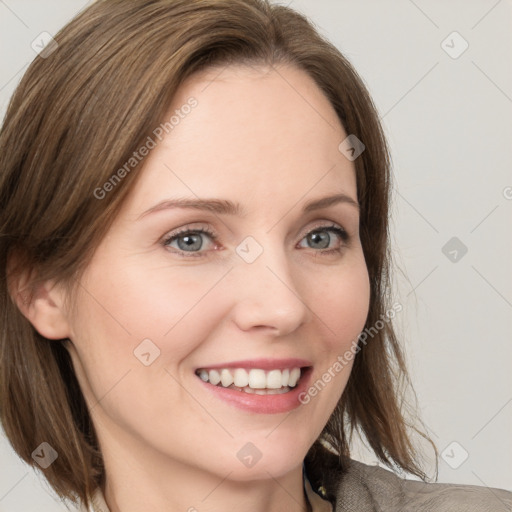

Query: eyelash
<box><xmin>161</xmin><ymin>223</ymin><xmax>350</xmax><ymax>258</ymax></box>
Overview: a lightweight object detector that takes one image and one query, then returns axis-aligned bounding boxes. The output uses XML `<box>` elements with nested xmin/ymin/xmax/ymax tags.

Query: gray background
<box><xmin>1</xmin><ymin>0</ymin><xmax>511</xmax><ymax>510</ymax></box>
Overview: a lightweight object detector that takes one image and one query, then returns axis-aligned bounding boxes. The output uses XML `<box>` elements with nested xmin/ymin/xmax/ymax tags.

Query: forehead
<box><xmin>121</xmin><ymin>63</ymin><xmax>356</xmax><ymax>217</ymax></box>
<box><xmin>169</xmin><ymin>61</ymin><xmax>345</xmax><ymax>150</ymax></box>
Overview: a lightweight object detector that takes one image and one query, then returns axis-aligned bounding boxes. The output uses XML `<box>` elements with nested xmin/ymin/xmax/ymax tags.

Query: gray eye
<box><xmin>307</xmin><ymin>231</ymin><xmax>331</xmax><ymax>249</ymax></box>
<box><xmin>175</xmin><ymin>233</ymin><xmax>204</xmax><ymax>251</ymax></box>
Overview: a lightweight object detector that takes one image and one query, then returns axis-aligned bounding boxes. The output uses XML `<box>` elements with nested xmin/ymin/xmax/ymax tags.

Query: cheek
<box><xmin>73</xmin><ymin>257</ymin><xmax>229</xmax><ymax>352</ymax></box>
<box><xmin>65</xmin><ymin>260</ymin><xmax>229</xmax><ymax>436</ymax></box>
<box><xmin>309</xmin><ymin>255</ymin><xmax>370</xmax><ymax>354</ymax></box>
<box><xmin>303</xmin><ymin>254</ymin><xmax>370</xmax><ymax>399</ymax></box>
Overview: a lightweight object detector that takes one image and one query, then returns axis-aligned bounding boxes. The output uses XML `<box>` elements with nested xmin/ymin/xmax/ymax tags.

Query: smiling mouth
<box><xmin>195</xmin><ymin>367</ymin><xmax>307</xmax><ymax>395</ymax></box>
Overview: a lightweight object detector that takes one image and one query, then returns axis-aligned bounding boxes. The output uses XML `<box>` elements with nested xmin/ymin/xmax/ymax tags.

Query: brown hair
<box><xmin>0</xmin><ymin>0</ymin><xmax>436</xmax><ymax>507</ymax></box>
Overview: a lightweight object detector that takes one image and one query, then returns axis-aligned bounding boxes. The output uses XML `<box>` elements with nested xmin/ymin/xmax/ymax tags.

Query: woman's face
<box><xmin>60</xmin><ymin>63</ymin><xmax>370</xmax><ymax>480</ymax></box>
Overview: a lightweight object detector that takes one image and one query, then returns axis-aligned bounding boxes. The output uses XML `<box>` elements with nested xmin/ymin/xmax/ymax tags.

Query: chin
<box><xmin>209</xmin><ymin>433</ymin><xmax>312</xmax><ymax>482</ymax></box>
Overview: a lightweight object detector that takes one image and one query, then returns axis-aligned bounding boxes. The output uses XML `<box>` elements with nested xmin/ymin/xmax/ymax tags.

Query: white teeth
<box><xmin>198</xmin><ymin>367</ymin><xmax>303</xmax><ymax>390</ymax></box>
<box><xmin>266</xmin><ymin>369</ymin><xmax>283</xmax><ymax>389</ymax></box>
<box><xmin>220</xmin><ymin>369</ymin><xmax>234</xmax><ymax>387</ymax></box>
<box><xmin>209</xmin><ymin>369</ymin><xmax>221</xmax><ymax>386</ymax></box>
<box><xmin>233</xmin><ymin>368</ymin><xmax>249</xmax><ymax>387</ymax></box>
<box><xmin>288</xmin><ymin>367</ymin><xmax>301</xmax><ymax>387</ymax></box>
<box><xmin>248</xmin><ymin>369</ymin><xmax>266</xmax><ymax>389</ymax></box>
<box><xmin>259</xmin><ymin>387</ymin><xmax>289</xmax><ymax>395</ymax></box>
<box><xmin>244</xmin><ymin>386</ymin><xmax>290</xmax><ymax>395</ymax></box>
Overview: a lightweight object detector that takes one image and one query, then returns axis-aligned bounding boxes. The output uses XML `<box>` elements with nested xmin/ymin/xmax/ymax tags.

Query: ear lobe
<box><xmin>10</xmin><ymin>274</ymin><xmax>71</xmax><ymax>341</ymax></box>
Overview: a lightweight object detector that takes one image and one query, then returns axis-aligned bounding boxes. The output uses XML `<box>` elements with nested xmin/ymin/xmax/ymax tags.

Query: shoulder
<box><xmin>304</xmin><ymin>442</ymin><xmax>512</xmax><ymax>512</ymax></box>
<box><xmin>339</xmin><ymin>458</ymin><xmax>512</xmax><ymax>512</ymax></box>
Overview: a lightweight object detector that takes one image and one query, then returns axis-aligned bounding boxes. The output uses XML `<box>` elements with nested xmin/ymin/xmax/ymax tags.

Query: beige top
<box><xmin>81</xmin><ymin>472</ymin><xmax>333</xmax><ymax>512</ymax></box>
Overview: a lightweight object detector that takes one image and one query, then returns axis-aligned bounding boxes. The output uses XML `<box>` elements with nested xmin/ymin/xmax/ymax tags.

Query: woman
<box><xmin>0</xmin><ymin>1</ymin><xmax>510</xmax><ymax>511</ymax></box>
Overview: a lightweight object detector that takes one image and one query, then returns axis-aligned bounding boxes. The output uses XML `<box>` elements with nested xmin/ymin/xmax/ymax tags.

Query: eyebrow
<box><xmin>138</xmin><ymin>192</ymin><xmax>360</xmax><ymax>219</ymax></box>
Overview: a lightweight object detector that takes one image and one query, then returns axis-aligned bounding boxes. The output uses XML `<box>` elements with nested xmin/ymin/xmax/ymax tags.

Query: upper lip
<box><xmin>196</xmin><ymin>358</ymin><xmax>312</xmax><ymax>371</ymax></box>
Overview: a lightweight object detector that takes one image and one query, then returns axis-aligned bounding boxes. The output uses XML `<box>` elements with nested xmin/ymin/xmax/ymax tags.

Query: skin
<box><xmin>25</xmin><ymin>63</ymin><xmax>370</xmax><ymax>512</ymax></box>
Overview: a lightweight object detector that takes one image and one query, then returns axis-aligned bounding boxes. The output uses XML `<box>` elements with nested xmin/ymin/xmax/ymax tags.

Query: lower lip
<box><xmin>196</xmin><ymin>367</ymin><xmax>313</xmax><ymax>414</ymax></box>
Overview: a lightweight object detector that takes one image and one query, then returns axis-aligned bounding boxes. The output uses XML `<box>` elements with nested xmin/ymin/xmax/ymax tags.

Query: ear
<box><xmin>8</xmin><ymin>265</ymin><xmax>71</xmax><ymax>340</ymax></box>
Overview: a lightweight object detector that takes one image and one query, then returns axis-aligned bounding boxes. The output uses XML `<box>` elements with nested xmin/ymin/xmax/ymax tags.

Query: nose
<box><xmin>228</xmin><ymin>241</ymin><xmax>311</xmax><ymax>336</ymax></box>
